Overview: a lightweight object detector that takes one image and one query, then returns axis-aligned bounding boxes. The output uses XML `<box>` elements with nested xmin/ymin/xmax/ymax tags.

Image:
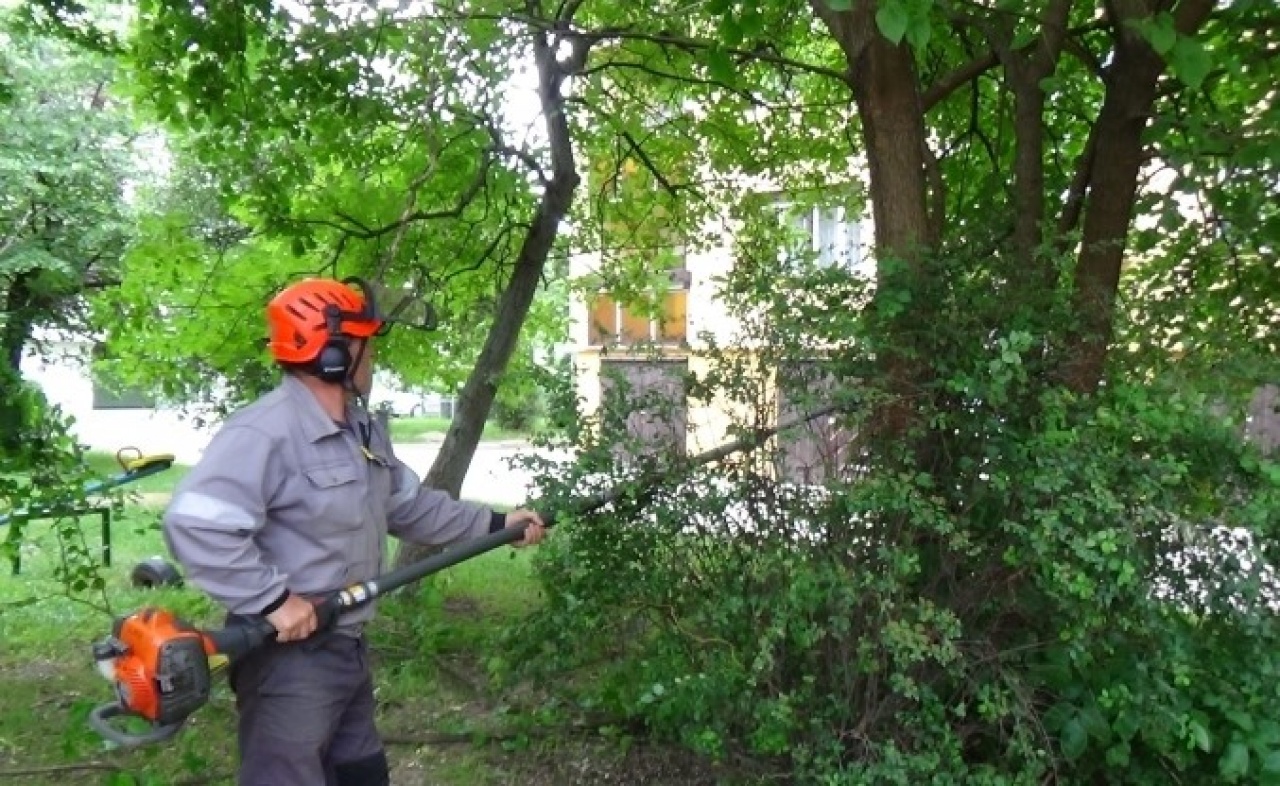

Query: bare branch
<box><xmin>442</xmin><ymin>222</ymin><xmax>523</xmax><ymax>284</ymax></box>
<box><xmin>579</xmin><ymin>58</ymin><xmax>765</xmax><ymax>107</ymax></box>
<box><xmin>923</xmin><ymin>52</ymin><xmax>997</xmax><ymax>112</ymax></box>
<box><xmin>569</xmin><ymin>26</ymin><xmax>848</xmax><ymax>84</ymax></box>
<box><xmin>294</xmin><ymin>157</ymin><xmax>495</xmax><ymax>248</ymax></box>
<box><xmin>374</xmin><ymin>142</ymin><xmax>447</xmax><ymax>282</ymax></box>
<box><xmin>923</xmin><ymin>141</ymin><xmax>945</xmax><ymax>246</ymax></box>
<box><xmin>0</xmin><ymin>208</ymin><xmax>35</xmax><ymax>259</ymax></box>
<box><xmin>923</xmin><ymin>19</ymin><xmax>1108</xmax><ymax>112</ymax></box>
<box><xmin>0</xmin><ymin>762</ymin><xmax>122</xmax><ymax>778</ymax></box>
<box><xmin>620</xmin><ymin>131</ymin><xmax>681</xmax><ymax>198</ymax></box>
<box><xmin>476</xmin><ymin>113</ymin><xmax>549</xmax><ymax>185</ymax></box>
<box><xmin>1056</xmin><ymin>123</ymin><xmax>1097</xmax><ymax>237</ymax></box>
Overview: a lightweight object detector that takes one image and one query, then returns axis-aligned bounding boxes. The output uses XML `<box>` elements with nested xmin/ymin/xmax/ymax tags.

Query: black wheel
<box><xmin>130</xmin><ymin>556</ymin><xmax>183</xmax><ymax>589</ymax></box>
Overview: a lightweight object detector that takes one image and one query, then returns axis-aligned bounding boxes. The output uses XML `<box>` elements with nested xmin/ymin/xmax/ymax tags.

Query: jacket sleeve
<box><xmin>162</xmin><ymin>424</ymin><xmax>288</xmax><ymax>615</ymax></box>
<box><xmin>385</xmin><ymin>454</ymin><xmax>502</xmax><ymax>546</ymax></box>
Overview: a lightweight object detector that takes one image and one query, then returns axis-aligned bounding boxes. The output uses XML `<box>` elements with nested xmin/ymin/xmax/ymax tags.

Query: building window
<box><xmin>588</xmin><ymin>289</ymin><xmax>688</xmax><ymax>347</ymax></box>
<box><xmin>780</xmin><ymin>204</ymin><xmax>869</xmax><ymax>272</ymax></box>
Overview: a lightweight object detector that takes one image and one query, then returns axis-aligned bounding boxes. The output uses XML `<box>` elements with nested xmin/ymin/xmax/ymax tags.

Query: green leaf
<box><xmin>1263</xmin><ymin>750</ymin><xmax>1280</xmax><ymax>774</ymax></box>
<box><xmin>1226</xmin><ymin>709</ymin><xmax>1256</xmax><ymax>733</ymax></box>
<box><xmin>739</xmin><ymin>8</ymin><xmax>765</xmax><ymax>39</ymax></box>
<box><xmin>1170</xmin><ymin>37</ymin><xmax>1212</xmax><ymax>89</ymax></box>
<box><xmin>1221</xmin><ymin>741</ymin><xmax>1250</xmax><ymax>781</ymax></box>
<box><xmin>1061</xmin><ymin>717</ymin><xmax>1088</xmax><ymax>761</ymax></box>
<box><xmin>875</xmin><ymin>1</ymin><xmax>910</xmax><ymax>45</ymax></box>
<box><xmin>1148</xmin><ymin>15</ymin><xmax>1177</xmax><ymax>55</ymax></box>
<box><xmin>1080</xmin><ymin>704</ymin><xmax>1111</xmax><ymax>742</ymax></box>
<box><xmin>825</xmin><ymin>0</ymin><xmax>854</xmax><ymax>10</ymax></box>
<box><xmin>707</xmin><ymin>48</ymin><xmax>736</xmax><ymax>83</ymax></box>
<box><xmin>905</xmin><ymin>15</ymin><xmax>932</xmax><ymax>50</ymax></box>
<box><xmin>720</xmin><ymin>16</ymin><xmax>744</xmax><ymax>47</ymax></box>
<box><xmin>1189</xmin><ymin>718</ymin><xmax>1212</xmax><ymax>752</ymax></box>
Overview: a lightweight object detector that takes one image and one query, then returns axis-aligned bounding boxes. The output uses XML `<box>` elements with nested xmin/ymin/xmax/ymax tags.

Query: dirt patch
<box><xmin>133</xmin><ymin>492</ymin><xmax>172</xmax><ymax>507</ymax></box>
<box><xmin>1</xmin><ymin>656</ymin><xmax>68</xmax><ymax>682</ymax></box>
<box><xmin>489</xmin><ymin>739</ymin><xmax>740</xmax><ymax>785</ymax></box>
<box><xmin>442</xmin><ymin>596</ymin><xmax>482</xmax><ymax>616</ymax></box>
<box><xmin>385</xmin><ymin>735</ymin><xmax>744</xmax><ymax>786</ymax></box>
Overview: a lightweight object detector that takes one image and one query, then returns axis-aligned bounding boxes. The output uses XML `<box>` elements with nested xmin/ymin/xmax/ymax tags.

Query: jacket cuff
<box><xmin>259</xmin><ymin>587</ymin><xmax>291</xmax><ymax>616</ymax></box>
<box><xmin>489</xmin><ymin>511</ymin><xmax>506</xmax><ymax>534</ymax></box>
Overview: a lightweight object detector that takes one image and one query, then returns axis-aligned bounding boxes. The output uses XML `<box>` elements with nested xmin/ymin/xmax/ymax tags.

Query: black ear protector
<box><xmin>313</xmin><ymin>304</ymin><xmax>352</xmax><ymax>384</ymax></box>
<box><xmin>311</xmin><ymin>277</ymin><xmax>381</xmax><ymax>384</ymax></box>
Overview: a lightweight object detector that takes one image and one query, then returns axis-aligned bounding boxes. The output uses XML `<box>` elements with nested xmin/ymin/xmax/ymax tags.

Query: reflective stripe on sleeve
<box><xmin>168</xmin><ymin>492</ymin><xmax>259</xmax><ymax>529</ymax></box>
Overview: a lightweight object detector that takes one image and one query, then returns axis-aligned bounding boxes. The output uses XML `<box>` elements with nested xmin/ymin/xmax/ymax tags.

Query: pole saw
<box><xmin>86</xmin><ymin>404</ymin><xmax>846</xmax><ymax>748</ymax></box>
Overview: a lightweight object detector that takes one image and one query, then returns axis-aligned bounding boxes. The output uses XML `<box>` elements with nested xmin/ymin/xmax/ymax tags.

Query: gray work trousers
<box><xmin>229</xmin><ymin>631</ymin><xmax>385</xmax><ymax>786</ymax></box>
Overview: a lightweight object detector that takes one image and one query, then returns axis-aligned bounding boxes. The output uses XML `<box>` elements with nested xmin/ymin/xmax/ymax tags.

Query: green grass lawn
<box><xmin>0</xmin><ymin>491</ymin><xmax>543</xmax><ymax>786</ymax></box>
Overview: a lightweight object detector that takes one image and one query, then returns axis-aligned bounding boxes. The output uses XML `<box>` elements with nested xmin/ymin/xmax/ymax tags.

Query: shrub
<box><xmin>499</xmin><ymin>256</ymin><xmax>1280</xmax><ymax>783</ymax></box>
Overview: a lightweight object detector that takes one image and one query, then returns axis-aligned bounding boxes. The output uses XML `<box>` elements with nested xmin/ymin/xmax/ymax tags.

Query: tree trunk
<box><xmin>1</xmin><ymin>273</ymin><xmax>38</xmax><ymax>458</ymax></box>
<box><xmin>394</xmin><ymin>21</ymin><xmax>583</xmax><ymax>568</ymax></box>
<box><xmin>2</xmin><ymin>272</ymin><xmax>36</xmax><ymax>374</ymax></box>
<box><xmin>810</xmin><ymin>0</ymin><xmax>932</xmax><ymax>442</ymax></box>
<box><xmin>1063</xmin><ymin>0</ymin><xmax>1216</xmax><ymax>393</ymax></box>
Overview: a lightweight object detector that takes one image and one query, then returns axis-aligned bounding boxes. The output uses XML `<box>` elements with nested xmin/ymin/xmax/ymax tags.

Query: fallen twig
<box><xmin>382</xmin><ymin>730</ymin><xmax>499</xmax><ymax>746</ymax></box>
<box><xmin>172</xmin><ymin>773</ymin><xmax>231</xmax><ymax>786</ymax></box>
<box><xmin>0</xmin><ymin>762</ymin><xmax>121</xmax><ymax>777</ymax></box>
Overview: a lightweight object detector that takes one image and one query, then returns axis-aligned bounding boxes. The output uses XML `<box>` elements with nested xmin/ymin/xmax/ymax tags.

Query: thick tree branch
<box><xmin>1065</xmin><ymin>0</ymin><xmax>1217</xmax><ymax>392</ymax></box>
<box><xmin>923</xmin><ymin>52</ymin><xmax>997</xmax><ymax>112</ymax></box>
<box><xmin>1005</xmin><ymin>0</ymin><xmax>1076</xmax><ymax>275</ymax></box>
<box><xmin>1056</xmin><ymin>123</ymin><xmax>1098</xmax><ymax>237</ymax></box>
<box><xmin>807</xmin><ymin>0</ymin><xmax>877</xmax><ymax>70</ymax></box>
<box><xmin>922</xmin><ymin>20</ymin><xmax>1109</xmax><ymax>112</ymax></box>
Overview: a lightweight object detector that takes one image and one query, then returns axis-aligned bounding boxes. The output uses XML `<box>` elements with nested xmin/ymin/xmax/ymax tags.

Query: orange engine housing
<box><xmin>108</xmin><ymin>608</ymin><xmax>214</xmax><ymax>725</ymax></box>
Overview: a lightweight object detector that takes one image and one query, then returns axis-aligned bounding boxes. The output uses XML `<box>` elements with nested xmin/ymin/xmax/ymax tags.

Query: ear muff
<box><xmin>313</xmin><ymin>303</ymin><xmax>352</xmax><ymax>383</ymax></box>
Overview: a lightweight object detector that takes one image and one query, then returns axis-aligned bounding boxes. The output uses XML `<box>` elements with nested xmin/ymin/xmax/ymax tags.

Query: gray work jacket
<box><xmin>163</xmin><ymin>374</ymin><xmax>498</xmax><ymax>633</ymax></box>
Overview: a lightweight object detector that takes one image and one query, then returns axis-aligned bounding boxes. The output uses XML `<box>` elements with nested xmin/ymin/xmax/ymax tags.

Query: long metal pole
<box><xmin>335</xmin><ymin>402</ymin><xmax>848</xmax><ymax>606</ymax></box>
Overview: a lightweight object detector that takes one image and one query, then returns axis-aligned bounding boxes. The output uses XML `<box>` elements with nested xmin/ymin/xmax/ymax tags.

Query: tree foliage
<box><xmin>0</xmin><ymin>9</ymin><xmax>138</xmax><ymax>602</ymax></box>
<box><xmin>0</xmin><ymin>9</ymin><xmax>136</xmax><ymax>452</ymax></box>
<box><xmin>69</xmin><ymin>0</ymin><xmax>572</xmax><ymax>426</ymax></box>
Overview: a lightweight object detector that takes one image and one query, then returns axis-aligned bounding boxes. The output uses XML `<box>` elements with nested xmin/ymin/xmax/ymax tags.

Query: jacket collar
<box><xmin>281</xmin><ymin>374</ymin><xmax>354</xmax><ymax>444</ymax></box>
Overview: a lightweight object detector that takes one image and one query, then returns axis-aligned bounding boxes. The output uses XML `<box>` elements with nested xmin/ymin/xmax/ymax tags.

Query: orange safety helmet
<box><xmin>265</xmin><ymin>278</ymin><xmax>383</xmax><ymax>365</ymax></box>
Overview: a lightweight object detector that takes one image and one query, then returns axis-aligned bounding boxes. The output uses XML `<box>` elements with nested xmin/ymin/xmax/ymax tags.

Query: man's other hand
<box><xmin>504</xmin><ymin>509</ymin><xmax>547</xmax><ymax>547</ymax></box>
<box><xmin>267</xmin><ymin>593</ymin><xmax>318</xmax><ymax>642</ymax></box>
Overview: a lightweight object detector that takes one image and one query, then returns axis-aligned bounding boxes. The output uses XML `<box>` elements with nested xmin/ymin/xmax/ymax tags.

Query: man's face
<box><xmin>348</xmin><ymin>338</ymin><xmax>376</xmax><ymax>398</ymax></box>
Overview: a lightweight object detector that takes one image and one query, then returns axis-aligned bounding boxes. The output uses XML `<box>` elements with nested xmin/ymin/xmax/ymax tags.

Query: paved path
<box><xmin>391</xmin><ymin>440</ymin><xmax>571</xmax><ymax>508</ymax></box>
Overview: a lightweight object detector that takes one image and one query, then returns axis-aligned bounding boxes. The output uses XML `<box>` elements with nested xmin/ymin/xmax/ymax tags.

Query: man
<box><xmin>163</xmin><ymin>277</ymin><xmax>545</xmax><ymax>786</ymax></box>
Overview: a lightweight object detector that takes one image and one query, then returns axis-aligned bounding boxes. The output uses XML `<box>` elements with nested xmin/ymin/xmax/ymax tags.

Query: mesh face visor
<box><xmin>365</xmin><ymin>282</ymin><xmax>437</xmax><ymax>335</ymax></box>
